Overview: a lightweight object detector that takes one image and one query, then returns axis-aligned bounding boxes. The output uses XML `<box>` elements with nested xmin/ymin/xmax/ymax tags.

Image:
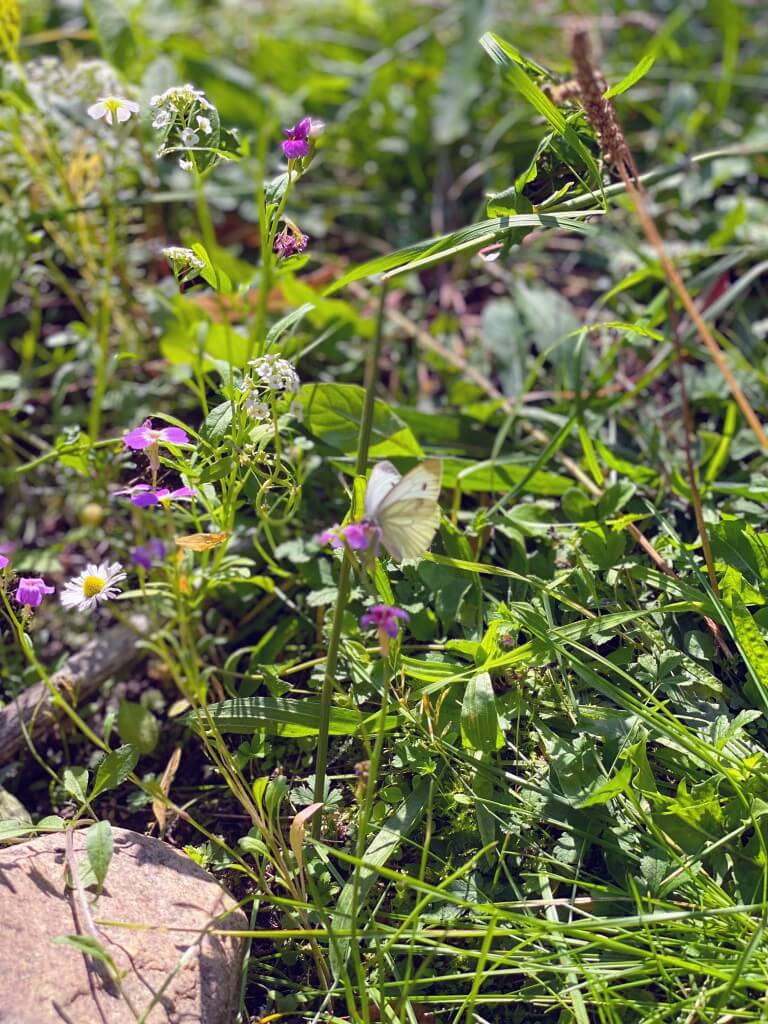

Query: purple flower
<box><xmin>281</xmin><ymin>117</ymin><xmax>312</xmax><ymax>159</ymax></box>
<box><xmin>274</xmin><ymin>226</ymin><xmax>308</xmax><ymax>260</ymax></box>
<box><xmin>123</xmin><ymin>419</ymin><xmax>189</xmax><ymax>451</ymax></box>
<box><xmin>131</xmin><ymin>540</ymin><xmax>166</xmax><ymax>570</ymax></box>
<box><xmin>342</xmin><ymin>523</ymin><xmax>372</xmax><ymax>550</ymax></box>
<box><xmin>360</xmin><ymin>603</ymin><xmax>409</xmax><ymax>639</ymax></box>
<box><xmin>0</xmin><ymin>554</ymin><xmax>8</xmax><ymax>570</ymax></box>
<box><xmin>15</xmin><ymin>577</ymin><xmax>55</xmax><ymax>607</ymax></box>
<box><xmin>115</xmin><ymin>484</ymin><xmax>196</xmax><ymax>507</ymax></box>
<box><xmin>316</xmin><ymin>521</ymin><xmax>378</xmax><ymax>552</ymax></box>
<box><xmin>316</xmin><ymin>525</ymin><xmax>344</xmax><ymax>549</ymax></box>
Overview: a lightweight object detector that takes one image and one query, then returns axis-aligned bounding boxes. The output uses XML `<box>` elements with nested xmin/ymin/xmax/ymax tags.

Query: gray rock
<box><xmin>0</xmin><ymin>827</ymin><xmax>247</xmax><ymax>1023</ymax></box>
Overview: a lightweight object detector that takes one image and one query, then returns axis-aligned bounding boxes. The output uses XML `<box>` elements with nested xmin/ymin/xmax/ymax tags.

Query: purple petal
<box><xmin>0</xmin><ymin>554</ymin><xmax>8</xmax><ymax>570</ymax></box>
<box><xmin>282</xmin><ymin>139</ymin><xmax>310</xmax><ymax>160</ymax></box>
<box><xmin>159</xmin><ymin>426</ymin><xmax>189</xmax><ymax>445</ymax></box>
<box><xmin>342</xmin><ymin>523</ymin><xmax>371</xmax><ymax>551</ymax></box>
<box><xmin>123</xmin><ymin>427</ymin><xmax>153</xmax><ymax>450</ymax></box>
<box><xmin>131</xmin><ymin>491</ymin><xmax>162</xmax><ymax>507</ymax></box>
<box><xmin>168</xmin><ymin>486</ymin><xmax>196</xmax><ymax>500</ymax></box>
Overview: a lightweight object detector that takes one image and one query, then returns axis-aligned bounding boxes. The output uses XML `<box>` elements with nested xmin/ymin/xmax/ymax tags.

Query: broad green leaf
<box><xmin>62</xmin><ymin>767</ymin><xmax>89</xmax><ymax>804</ymax></box>
<box><xmin>117</xmin><ymin>701</ymin><xmax>159</xmax><ymax>755</ymax></box>
<box><xmin>91</xmin><ymin>746</ymin><xmax>138</xmax><ymax>799</ymax></box>
<box><xmin>461</xmin><ymin>672</ymin><xmax>502</xmax><ymax>752</ymax></box>
<box><xmin>603</xmin><ymin>53</ymin><xmax>656</xmax><ymax>99</ymax></box>
<box><xmin>298</xmin><ymin>383</ymin><xmax>422</xmax><ymax>457</ymax></box>
<box><xmin>189</xmin><ymin>697</ymin><xmax>399</xmax><ymax>738</ymax></box>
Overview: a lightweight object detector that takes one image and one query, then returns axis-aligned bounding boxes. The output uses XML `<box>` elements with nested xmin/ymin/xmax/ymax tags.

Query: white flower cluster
<box><xmin>249</xmin><ymin>354</ymin><xmax>301</xmax><ymax>394</ymax></box>
<box><xmin>161</xmin><ymin>246</ymin><xmax>205</xmax><ymax>273</ymax></box>
<box><xmin>149</xmin><ymin>84</ymin><xmax>216</xmax><ymax>171</ymax></box>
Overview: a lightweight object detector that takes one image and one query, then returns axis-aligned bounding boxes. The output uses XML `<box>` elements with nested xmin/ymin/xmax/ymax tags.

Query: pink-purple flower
<box><xmin>0</xmin><ymin>554</ymin><xmax>8</xmax><ymax>570</ymax></box>
<box><xmin>15</xmin><ymin>577</ymin><xmax>55</xmax><ymax>607</ymax></box>
<box><xmin>316</xmin><ymin>522</ymin><xmax>377</xmax><ymax>552</ymax></box>
<box><xmin>131</xmin><ymin>540</ymin><xmax>166</xmax><ymax>570</ymax></box>
<box><xmin>114</xmin><ymin>484</ymin><xmax>196</xmax><ymax>507</ymax></box>
<box><xmin>360</xmin><ymin>603</ymin><xmax>409</xmax><ymax>639</ymax></box>
<box><xmin>274</xmin><ymin>225</ymin><xmax>308</xmax><ymax>260</ymax></box>
<box><xmin>123</xmin><ymin>420</ymin><xmax>189</xmax><ymax>451</ymax></box>
<box><xmin>282</xmin><ymin>117</ymin><xmax>312</xmax><ymax>159</ymax></box>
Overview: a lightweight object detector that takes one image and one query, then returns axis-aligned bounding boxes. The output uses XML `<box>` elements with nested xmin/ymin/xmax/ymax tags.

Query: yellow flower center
<box><xmin>83</xmin><ymin>575</ymin><xmax>106</xmax><ymax>598</ymax></box>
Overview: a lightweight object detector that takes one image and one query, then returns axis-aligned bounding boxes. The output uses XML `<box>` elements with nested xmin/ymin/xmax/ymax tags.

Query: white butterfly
<box><xmin>364</xmin><ymin>460</ymin><xmax>442</xmax><ymax>562</ymax></box>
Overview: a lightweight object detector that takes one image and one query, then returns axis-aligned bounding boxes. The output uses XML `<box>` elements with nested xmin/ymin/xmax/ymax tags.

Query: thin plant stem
<box><xmin>311</xmin><ymin>285</ymin><xmax>389</xmax><ymax>836</ymax></box>
<box><xmin>669</xmin><ymin>301</ymin><xmax>720</xmax><ymax>597</ymax></box>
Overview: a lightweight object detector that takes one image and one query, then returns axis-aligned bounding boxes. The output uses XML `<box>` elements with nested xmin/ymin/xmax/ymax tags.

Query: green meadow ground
<box><xmin>3</xmin><ymin>1</ymin><xmax>768</xmax><ymax>1021</ymax></box>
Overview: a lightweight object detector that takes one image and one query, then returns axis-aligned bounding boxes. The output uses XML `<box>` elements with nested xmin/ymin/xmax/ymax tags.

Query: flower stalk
<box><xmin>311</xmin><ymin>285</ymin><xmax>389</xmax><ymax>835</ymax></box>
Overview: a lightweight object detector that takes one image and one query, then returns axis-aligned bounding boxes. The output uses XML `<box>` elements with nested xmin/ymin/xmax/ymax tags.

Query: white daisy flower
<box><xmin>60</xmin><ymin>562</ymin><xmax>127</xmax><ymax>612</ymax></box>
<box><xmin>87</xmin><ymin>96</ymin><xmax>139</xmax><ymax>126</ymax></box>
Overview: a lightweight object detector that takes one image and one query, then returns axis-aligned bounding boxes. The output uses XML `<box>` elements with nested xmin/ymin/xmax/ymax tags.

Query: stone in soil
<box><xmin>0</xmin><ymin>826</ymin><xmax>248</xmax><ymax>1023</ymax></box>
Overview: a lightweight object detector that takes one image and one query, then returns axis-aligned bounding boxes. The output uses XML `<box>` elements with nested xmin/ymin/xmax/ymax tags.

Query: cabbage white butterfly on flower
<box><xmin>364</xmin><ymin>460</ymin><xmax>442</xmax><ymax>562</ymax></box>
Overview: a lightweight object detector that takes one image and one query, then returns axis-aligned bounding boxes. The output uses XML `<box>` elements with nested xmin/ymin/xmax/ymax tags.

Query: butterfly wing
<box><xmin>377</xmin><ymin>498</ymin><xmax>441</xmax><ymax>561</ymax></box>
<box><xmin>364</xmin><ymin>460</ymin><xmax>402</xmax><ymax>519</ymax></box>
<box><xmin>376</xmin><ymin>460</ymin><xmax>442</xmax><ymax>562</ymax></box>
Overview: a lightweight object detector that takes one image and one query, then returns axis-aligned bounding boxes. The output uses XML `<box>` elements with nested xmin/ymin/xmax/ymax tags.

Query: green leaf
<box><xmin>726</xmin><ymin>593</ymin><xmax>768</xmax><ymax>715</ymax></box>
<box><xmin>189</xmin><ymin>697</ymin><xmax>399</xmax><ymax>738</ymax></box>
<box><xmin>117</xmin><ymin>700</ymin><xmax>159</xmax><ymax>754</ymax></box>
<box><xmin>84</xmin><ymin>0</ymin><xmax>138</xmax><ymax>71</ymax></box>
<box><xmin>298</xmin><ymin>383</ymin><xmax>422</xmax><ymax>457</ymax></box>
<box><xmin>325</xmin><ymin>213</ymin><xmax>598</xmax><ymax>294</ymax></box>
<box><xmin>86</xmin><ymin>820</ymin><xmax>114</xmax><ymax>892</ymax></box>
<box><xmin>52</xmin><ymin>935</ymin><xmax>120</xmax><ymax>979</ymax></box>
<box><xmin>603</xmin><ymin>52</ymin><xmax>656</xmax><ymax>99</ymax></box>
<box><xmin>480</xmin><ymin>32</ymin><xmax>602</xmax><ymax>191</ymax></box>
<box><xmin>62</xmin><ymin>767</ymin><xmax>89</xmax><ymax>804</ymax></box>
<box><xmin>91</xmin><ymin>746</ymin><xmax>138</xmax><ymax>799</ymax></box>
<box><xmin>265</xmin><ymin>303</ymin><xmax>315</xmax><ymax>349</ymax></box>
<box><xmin>461</xmin><ymin>672</ymin><xmax>502</xmax><ymax>752</ymax></box>
<box><xmin>190</xmin><ymin>243</ymin><xmax>232</xmax><ymax>294</ymax></box>
<box><xmin>577</xmin><ymin>761</ymin><xmax>633</xmax><ymax>808</ymax></box>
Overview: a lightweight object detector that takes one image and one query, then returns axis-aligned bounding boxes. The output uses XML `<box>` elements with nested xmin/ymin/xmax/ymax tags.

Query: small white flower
<box><xmin>180</xmin><ymin>127</ymin><xmax>200</xmax><ymax>147</ymax></box>
<box><xmin>178</xmin><ymin>157</ymin><xmax>194</xmax><ymax>171</ymax></box>
<box><xmin>60</xmin><ymin>562</ymin><xmax>126</xmax><ymax>613</ymax></box>
<box><xmin>248</xmin><ymin>354</ymin><xmax>300</xmax><ymax>393</ymax></box>
<box><xmin>152</xmin><ymin>109</ymin><xmax>172</xmax><ymax>130</ymax></box>
<box><xmin>244</xmin><ymin>394</ymin><xmax>270</xmax><ymax>421</ymax></box>
<box><xmin>196</xmin><ymin>115</ymin><xmax>212</xmax><ymax>134</ymax></box>
<box><xmin>87</xmin><ymin>96</ymin><xmax>139</xmax><ymax>126</ymax></box>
